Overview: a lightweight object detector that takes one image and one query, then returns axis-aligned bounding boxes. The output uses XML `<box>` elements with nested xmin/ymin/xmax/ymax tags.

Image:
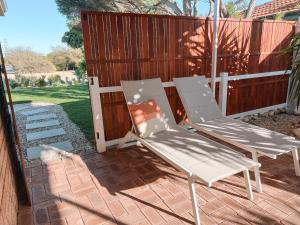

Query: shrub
<box><xmin>28</xmin><ymin>76</ymin><xmax>37</xmax><ymax>87</ymax></box>
<box><xmin>35</xmin><ymin>76</ymin><xmax>47</xmax><ymax>87</ymax></box>
<box><xmin>15</xmin><ymin>74</ymin><xmax>30</xmax><ymax>87</ymax></box>
<box><xmin>9</xmin><ymin>79</ymin><xmax>19</xmax><ymax>89</ymax></box>
<box><xmin>48</xmin><ymin>75</ymin><xmax>62</xmax><ymax>86</ymax></box>
<box><xmin>72</xmin><ymin>79</ymin><xmax>78</xmax><ymax>85</ymax></box>
<box><xmin>75</xmin><ymin>59</ymin><xmax>86</xmax><ymax>81</ymax></box>
<box><xmin>14</xmin><ymin>74</ymin><xmax>48</xmax><ymax>87</ymax></box>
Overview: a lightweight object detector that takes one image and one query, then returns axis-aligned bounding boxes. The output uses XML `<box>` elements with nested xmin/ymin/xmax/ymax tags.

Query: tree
<box><xmin>62</xmin><ymin>26</ymin><xmax>83</xmax><ymax>49</ymax></box>
<box><xmin>208</xmin><ymin>0</ymin><xmax>214</xmax><ymax>17</ymax></box>
<box><xmin>55</xmin><ymin>0</ymin><xmax>182</xmax><ymax>48</ymax></box>
<box><xmin>245</xmin><ymin>0</ymin><xmax>256</xmax><ymax>18</ymax></box>
<box><xmin>275</xmin><ymin>12</ymin><xmax>285</xmax><ymax>20</ymax></box>
<box><xmin>226</xmin><ymin>1</ymin><xmax>241</xmax><ymax>18</ymax></box>
<box><xmin>183</xmin><ymin>0</ymin><xmax>192</xmax><ymax>16</ymax></box>
<box><xmin>47</xmin><ymin>47</ymin><xmax>83</xmax><ymax>71</ymax></box>
<box><xmin>75</xmin><ymin>58</ymin><xmax>86</xmax><ymax>80</ymax></box>
<box><xmin>286</xmin><ymin>31</ymin><xmax>300</xmax><ymax>114</ymax></box>
<box><xmin>208</xmin><ymin>0</ymin><xmax>256</xmax><ymax>18</ymax></box>
<box><xmin>220</xmin><ymin>0</ymin><xmax>230</xmax><ymax>17</ymax></box>
<box><xmin>6</xmin><ymin>47</ymin><xmax>56</xmax><ymax>74</ymax></box>
<box><xmin>183</xmin><ymin>0</ymin><xmax>200</xmax><ymax>16</ymax></box>
<box><xmin>193</xmin><ymin>0</ymin><xmax>199</xmax><ymax>16</ymax></box>
<box><xmin>56</xmin><ymin>0</ymin><xmax>182</xmax><ymax>19</ymax></box>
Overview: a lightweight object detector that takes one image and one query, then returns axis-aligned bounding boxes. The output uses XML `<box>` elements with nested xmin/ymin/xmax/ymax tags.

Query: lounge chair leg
<box><xmin>117</xmin><ymin>131</ymin><xmax>134</xmax><ymax>149</ymax></box>
<box><xmin>188</xmin><ymin>177</ymin><xmax>201</xmax><ymax>225</ymax></box>
<box><xmin>251</xmin><ymin>152</ymin><xmax>262</xmax><ymax>193</ymax></box>
<box><xmin>292</xmin><ymin>149</ymin><xmax>300</xmax><ymax>176</ymax></box>
<box><xmin>243</xmin><ymin>170</ymin><xmax>254</xmax><ymax>201</ymax></box>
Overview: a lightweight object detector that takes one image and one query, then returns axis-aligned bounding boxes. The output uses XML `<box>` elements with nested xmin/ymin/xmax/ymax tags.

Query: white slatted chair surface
<box><xmin>174</xmin><ymin>76</ymin><xmax>300</xmax><ymax>184</ymax></box>
<box><xmin>120</xmin><ymin>78</ymin><xmax>259</xmax><ymax>225</ymax></box>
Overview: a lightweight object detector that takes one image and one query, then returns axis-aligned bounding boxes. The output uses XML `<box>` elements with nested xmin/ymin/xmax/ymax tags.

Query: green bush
<box><xmin>75</xmin><ymin>59</ymin><xmax>86</xmax><ymax>80</ymax></box>
<box><xmin>13</xmin><ymin>74</ymin><xmax>48</xmax><ymax>88</ymax></box>
<box><xmin>48</xmin><ymin>75</ymin><xmax>63</xmax><ymax>86</ymax></box>
<box><xmin>72</xmin><ymin>79</ymin><xmax>78</xmax><ymax>85</ymax></box>
<box><xmin>9</xmin><ymin>79</ymin><xmax>19</xmax><ymax>89</ymax></box>
<box><xmin>11</xmin><ymin>74</ymin><xmax>69</xmax><ymax>88</ymax></box>
<box><xmin>35</xmin><ymin>76</ymin><xmax>47</xmax><ymax>87</ymax></box>
<box><xmin>15</xmin><ymin>74</ymin><xmax>30</xmax><ymax>87</ymax></box>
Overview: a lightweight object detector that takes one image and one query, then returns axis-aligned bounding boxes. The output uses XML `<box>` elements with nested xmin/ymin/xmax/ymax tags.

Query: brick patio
<box><xmin>18</xmin><ymin>145</ymin><xmax>300</xmax><ymax>225</ymax></box>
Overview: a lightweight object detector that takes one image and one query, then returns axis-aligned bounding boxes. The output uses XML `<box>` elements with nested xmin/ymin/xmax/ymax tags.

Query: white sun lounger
<box><xmin>174</xmin><ymin>76</ymin><xmax>300</xmax><ymax>193</ymax></box>
<box><xmin>119</xmin><ymin>78</ymin><xmax>260</xmax><ymax>225</ymax></box>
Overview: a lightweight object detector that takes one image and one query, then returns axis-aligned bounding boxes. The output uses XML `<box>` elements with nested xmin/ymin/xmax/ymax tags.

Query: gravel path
<box><xmin>15</xmin><ymin>102</ymin><xmax>93</xmax><ymax>161</ymax></box>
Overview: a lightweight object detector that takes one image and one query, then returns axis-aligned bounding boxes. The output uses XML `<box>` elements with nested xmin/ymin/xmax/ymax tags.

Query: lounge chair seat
<box><xmin>144</xmin><ymin>126</ymin><xmax>257</xmax><ymax>186</ymax></box>
<box><xmin>198</xmin><ymin>116</ymin><xmax>299</xmax><ymax>157</ymax></box>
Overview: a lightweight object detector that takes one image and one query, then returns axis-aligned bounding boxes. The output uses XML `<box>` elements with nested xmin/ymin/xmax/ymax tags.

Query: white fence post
<box><xmin>219</xmin><ymin>72</ymin><xmax>228</xmax><ymax>116</ymax></box>
<box><xmin>88</xmin><ymin>76</ymin><xmax>106</xmax><ymax>153</ymax></box>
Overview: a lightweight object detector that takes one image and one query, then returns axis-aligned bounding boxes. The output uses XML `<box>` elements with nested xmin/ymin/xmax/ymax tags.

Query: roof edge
<box><xmin>253</xmin><ymin>8</ymin><xmax>300</xmax><ymax>18</ymax></box>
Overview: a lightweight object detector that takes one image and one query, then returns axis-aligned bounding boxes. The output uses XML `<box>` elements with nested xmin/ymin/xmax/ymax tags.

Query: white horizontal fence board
<box><xmin>228</xmin><ymin>70</ymin><xmax>290</xmax><ymax>81</ymax></box>
<box><xmin>95</xmin><ymin>71</ymin><xmax>288</xmax><ymax>94</ymax></box>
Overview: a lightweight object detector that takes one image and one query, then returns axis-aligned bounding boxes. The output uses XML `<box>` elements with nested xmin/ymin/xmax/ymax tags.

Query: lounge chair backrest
<box><xmin>174</xmin><ymin>76</ymin><xmax>223</xmax><ymax>122</ymax></box>
<box><xmin>121</xmin><ymin>78</ymin><xmax>177</xmax><ymax>133</ymax></box>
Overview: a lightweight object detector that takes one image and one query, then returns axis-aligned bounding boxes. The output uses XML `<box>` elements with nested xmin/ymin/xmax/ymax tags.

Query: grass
<box><xmin>11</xmin><ymin>85</ymin><xmax>94</xmax><ymax>143</ymax></box>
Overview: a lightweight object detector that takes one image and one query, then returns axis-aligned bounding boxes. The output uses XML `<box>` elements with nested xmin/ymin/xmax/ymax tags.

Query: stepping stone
<box><xmin>26</xmin><ymin>120</ymin><xmax>60</xmax><ymax>130</ymax></box>
<box><xmin>26</xmin><ymin>141</ymin><xmax>74</xmax><ymax>160</ymax></box>
<box><xmin>27</xmin><ymin>113</ymin><xmax>57</xmax><ymax>121</ymax></box>
<box><xmin>14</xmin><ymin>104</ymin><xmax>31</xmax><ymax>112</ymax></box>
<box><xmin>27</xmin><ymin>128</ymin><xmax>65</xmax><ymax>142</ymax></box>
<box><xmin>21</xmin><ymin>108</ymin><xmax>49</xmax><ymax>116</ymax></box>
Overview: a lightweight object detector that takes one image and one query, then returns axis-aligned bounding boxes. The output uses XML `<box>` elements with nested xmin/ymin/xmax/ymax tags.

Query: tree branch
<box><xmin>245</xmin><ymin>0</ymin><xmax>256</xmax><ymax>18</ymax></box>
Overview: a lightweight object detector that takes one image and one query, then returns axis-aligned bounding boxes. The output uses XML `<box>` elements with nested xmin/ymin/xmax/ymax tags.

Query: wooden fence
<box><xmin>0</xmin><ymin>76</ymin><xmax>19</xmax><ymax>225</ymax></box>
<box><xmin>81</xmin><ymin>11</ymin><xmax>295</xmax><ymax>142</ymax></box>
<box><xmin>0</xmin><ymin>109</ymin><xmax>19</xmax><ymax>225</ymax></box>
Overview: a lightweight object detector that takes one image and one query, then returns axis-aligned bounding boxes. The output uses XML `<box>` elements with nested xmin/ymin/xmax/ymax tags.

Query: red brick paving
<box><xmin>18</xmin><ymin>146</ymin><xmax>300</xmax><ymax>225</ymax></box>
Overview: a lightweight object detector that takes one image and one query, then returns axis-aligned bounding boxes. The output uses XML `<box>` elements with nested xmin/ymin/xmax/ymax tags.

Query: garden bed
<box><xmin>242</xmin><ymin>109</ymin><xmax>300</xmax><ymax>137</ymax></box>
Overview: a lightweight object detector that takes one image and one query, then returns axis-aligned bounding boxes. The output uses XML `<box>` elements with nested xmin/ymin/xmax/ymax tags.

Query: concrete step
<box><xmin>26</xmin><ymin>141</ymin><xmax>74</xmax><ymax>160</ymax></box>
<box><xmin>21</xmin><ymin>108</ymin><xmax>49</xmax><ymax>116</ymax></box>
<box><xmin>27</xmin><ymin>113</ymin><xmax>57</xmax><ymax>121</ymax></box>
<box><xmin>26</xmin><ymin>128</ymin><xmax>65</xmax><ymax>142</ymax></box>
<box><xmin>26</xmin><ymin>120</ymin><xmax>60</xmax><ymax>130</ymax></box>
<box><xmin>14</xmin><ymin>104</ymin><xmax>31</xmax><ymax>112</ymax></box>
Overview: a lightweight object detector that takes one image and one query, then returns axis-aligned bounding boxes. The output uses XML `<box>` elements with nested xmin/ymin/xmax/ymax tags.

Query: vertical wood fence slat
<box><xmin>82</xmin><ymin>11</ymin><xmax>294</xmax><ymax>141</ymax></box>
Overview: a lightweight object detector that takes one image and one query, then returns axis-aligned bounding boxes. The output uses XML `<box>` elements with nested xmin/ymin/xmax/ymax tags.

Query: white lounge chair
<box><xmin>174</xmin><ymin>76</ymin><xmax>300</xmax><ymax>193</ymax></box>
<box><xmin>119</xmin><ymin>78</ymin><xmax>260</xmax><ymax>225</ymax></box>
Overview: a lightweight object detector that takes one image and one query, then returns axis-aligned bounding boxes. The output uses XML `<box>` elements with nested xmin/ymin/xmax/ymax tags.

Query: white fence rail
<box><xmin>88</xmin><ymin>70</ymin><xmax>290</xmax><ymax>153</ymax></box>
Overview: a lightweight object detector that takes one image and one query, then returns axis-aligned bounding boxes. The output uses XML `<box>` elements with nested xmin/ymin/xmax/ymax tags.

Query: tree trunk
<box><xmin>245</xmin><ymin>0</ymin><xmax>256</xmax><ymax>18</ymax></box>
<box><xmin>287</xmin><ymin>24</ymin><xmax>300</xmax><ymax>114</ymax></box>
<box><xmin>183</xmin><ymin>0</ymin><xmax>192</xmax><ymax>16</ymax></box>
<box><xmin>193</xmin><ymin>0</ymin><xmax>198</xmax><ymax>17</ymax></box>
<box><xmin>208</xmin><ymin>0</ymin><xmax>214</xmax><ymax>17</ymax></box>
<box><xmin>220</xmin><ymin>0</ymin><xmax>229</xmax><ymax>18</ymax></box>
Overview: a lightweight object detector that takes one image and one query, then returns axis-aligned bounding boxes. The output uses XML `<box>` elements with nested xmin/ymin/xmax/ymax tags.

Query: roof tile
<box><xmin>252</xmin><ymin>0</ymin><xmax>300</xmax><ymax>18</ymax></box>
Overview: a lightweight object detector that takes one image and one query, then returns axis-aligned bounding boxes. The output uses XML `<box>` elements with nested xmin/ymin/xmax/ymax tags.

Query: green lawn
<box><xmin>11</xmin><ymin>85</ymin><xmax>94</xmax><ymax>143</ymax></box>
